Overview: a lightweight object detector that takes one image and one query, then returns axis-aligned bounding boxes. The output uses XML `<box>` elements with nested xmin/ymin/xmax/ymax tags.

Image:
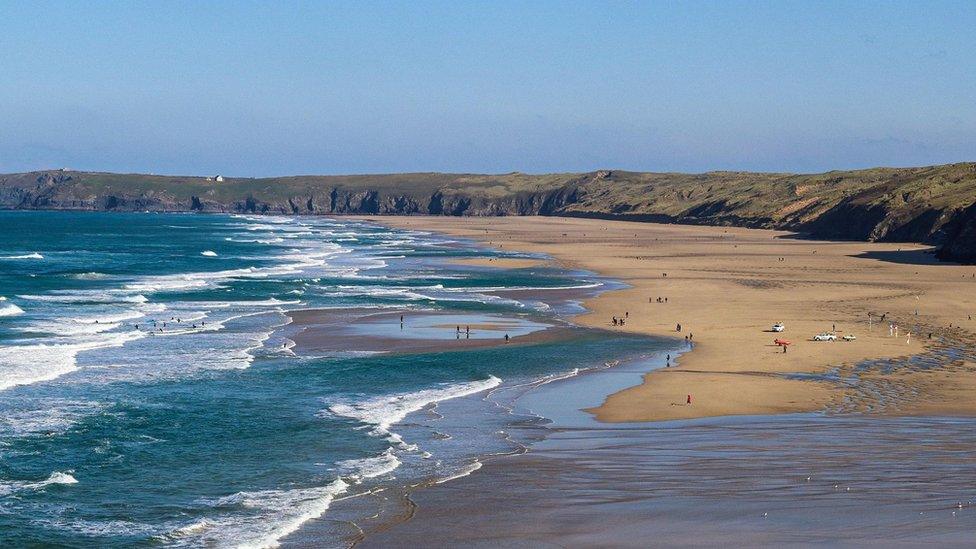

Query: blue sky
<box><xmin>1</xmin><ymin>1</ymin><xmax>974</xmax><ymax>176</ymax></box>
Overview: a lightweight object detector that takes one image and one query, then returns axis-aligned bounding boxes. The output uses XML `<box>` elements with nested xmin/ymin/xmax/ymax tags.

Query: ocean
<box><xmin>0</xmin><ymin>211</ymin><xmax>672</xmax><ymax>547</ymax></box>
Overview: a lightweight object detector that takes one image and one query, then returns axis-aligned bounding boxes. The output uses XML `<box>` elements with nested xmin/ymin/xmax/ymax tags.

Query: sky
<box><xmin>0</xmin><ymin>1</ymin><xmax>974</xmax><ymax>176</ymax></box>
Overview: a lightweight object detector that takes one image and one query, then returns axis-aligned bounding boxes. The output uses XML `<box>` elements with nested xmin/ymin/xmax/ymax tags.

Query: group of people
<box><xmin>455</xmin><ymin>325</ymin><xmax>471</xmax><ymax>339</ymax></box>
<box><xmin>650</xmin><ymin>296</ymin><xmax>668</xmax><ymax>303</ymax></box>
<box><xmin>134</xmin><ymin>316</ymin><xmax>205</xmax><ymax>335</ymax></box>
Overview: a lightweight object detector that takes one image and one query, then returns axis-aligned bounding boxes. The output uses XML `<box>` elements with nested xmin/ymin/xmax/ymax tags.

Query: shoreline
<box><xmin>355</xmin><ymin>215</ymin><xmax>976</xmax><ymax>422</ymax></box>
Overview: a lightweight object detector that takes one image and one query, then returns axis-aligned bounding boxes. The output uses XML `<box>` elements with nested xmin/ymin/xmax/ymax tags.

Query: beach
<box><xmin>329</xmin><ymin>215</ymin><xmax>976</xmax><ymax>547</ymax></box>
<box><xmin>365</xmin><ymin>215</ymin><xmax>976</xmax><ymax>421</ymax></box>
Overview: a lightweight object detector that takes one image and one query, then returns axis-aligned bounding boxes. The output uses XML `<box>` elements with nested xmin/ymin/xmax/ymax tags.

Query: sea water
<box><xmin>0</xmin><ymin>211</ymin><xmax>671</xmax><ymax>547</ymax></box>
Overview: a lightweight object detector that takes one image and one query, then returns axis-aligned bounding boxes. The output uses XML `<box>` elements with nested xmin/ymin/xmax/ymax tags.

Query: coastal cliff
<box><xmin>2</xmin><ymin>163</ymin><xmax>975</xmax><ymax>263</ymax></box>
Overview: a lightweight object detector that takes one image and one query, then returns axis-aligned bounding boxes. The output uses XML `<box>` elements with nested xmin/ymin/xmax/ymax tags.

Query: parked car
<box><xmin>842</xmin><ymin>334</ymin><xmax>857</xmax><ymax>341</ymax></box>
<box><xmin>813</xmin><ymin>332</ymin><xmax>837</xmax><ymax>341</ymax></box>
<box><xmin>772</xmin><ymin>323</ymin><xmax>785</xmax><ymax>332</ymax></box>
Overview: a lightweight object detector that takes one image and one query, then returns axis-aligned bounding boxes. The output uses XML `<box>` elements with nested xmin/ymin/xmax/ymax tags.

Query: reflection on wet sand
<box><xmin>351</xmin><ymin>345</ymin><xmax>976</xmax><ymax>547</ymax></box>
<box><xmin>359</xmin><ymin>414</ymin><xmax>976</xmax><ymax>547</ymax></box>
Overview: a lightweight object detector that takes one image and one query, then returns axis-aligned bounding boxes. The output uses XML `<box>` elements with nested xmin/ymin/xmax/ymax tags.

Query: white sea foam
<box><xmin>123</xmin><ymin>245</ymin><xmax>346</xmax><ymax>294</ymax></box>
<box><xmin>225</xmin><ymin>237</ymin><xmax>286</xmax><ymax>244</ymax></box>
<box><xmin>18</xmin><ymin>320</ymin><xmax>121</xmax><ymax>337</ymax></box>
<box><xmin>336</xmin><ymin>448</ymin><xmax>401</xmax><ymax>481</ymax></box>
<box><xmin>435</xmin><ymin>460</ymin><xmax>483</xmax><ymax>484</ymax></box>
<box><xmin>18</xmin><ymin>292</ymin><xmax>149</xmax><ymax>304</ymax></box>
<box><xmin>71</xmin><ymin>272</ymin><xmax>110</xmax><ymax>280</ymax></box>
<box><xmin>0</xmin><ymin>331</ymin><xmax>145</xmax><ymax>392</ymax></box>
<box><xmin>0</xmin><ymin>302</ymin><xmax>24</xmax><ymax>316</ymax></box>
<box><xmin>0</xmin><ymin>471</ymin><xmax>78</xmax><ymax>497</ymax></box>
<box><xmin>1</xmin><ymin>252</ymin><xmax>43</xmax><ymax>260</ymax></box>
<box><xmin>201</xmin><ymin>250</ymin><xmax>218</xmax><ymax>257</ymax></box>
<box><xmin>327</xmin><ymin>376</ymin><xmax>502</xmax><ymax>439</ymax></box>
<box><xmin>66</xmin><ymin>309</ymin><xmax>145</xmax><ymax>325</ymax></box>
<box><xmin>188</xmin><ymin>478</ymin><xmax>350</xmax><ymax>549</ymax></box>
<box><xmin>0</xmin><ymin>399</ymin><xmax>105</xmax><ymax>437</ymax></box>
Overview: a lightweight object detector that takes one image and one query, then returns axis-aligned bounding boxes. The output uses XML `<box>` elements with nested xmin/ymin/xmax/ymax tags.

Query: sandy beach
<box><xmin>364</xmin><ymin>215</ymin><xmax>976</xmax><ymax>422</ymax></box>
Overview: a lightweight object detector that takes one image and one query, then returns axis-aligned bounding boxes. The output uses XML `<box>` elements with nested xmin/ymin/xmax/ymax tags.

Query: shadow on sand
<box><xmin>853</xmin><ymin>248</ymin><xmax>947</xmax><ymax>266</ymax></box>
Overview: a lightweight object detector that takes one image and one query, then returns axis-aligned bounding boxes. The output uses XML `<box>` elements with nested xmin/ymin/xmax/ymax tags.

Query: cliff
<box><xmin>2</xmin><ymin>164</ymin><xmax>975</xmax><ymax>263</ymax></box>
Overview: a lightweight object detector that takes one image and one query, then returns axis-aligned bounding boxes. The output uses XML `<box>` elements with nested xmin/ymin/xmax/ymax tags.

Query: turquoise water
<box><xmin>0</xmin><ymin>211</ymin><xmax>669</xmax><ymax>547</ymax></box>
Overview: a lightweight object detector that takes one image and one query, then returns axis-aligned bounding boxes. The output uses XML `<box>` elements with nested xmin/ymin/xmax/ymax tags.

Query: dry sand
<box><xmin>363</xmin><ymin>215</ymin><xmax>976</xmax><ymax>422</ymax></box>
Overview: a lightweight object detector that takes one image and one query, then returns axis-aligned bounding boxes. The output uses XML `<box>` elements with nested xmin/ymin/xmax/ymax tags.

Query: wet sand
<box><xmin>289</xmin><ymin>308</ymin><xmax>568</xmax><ymax>355</ymax></box>
<box><xmin>358</xmin><ymin>414</ymin><xmax>976</xmax><ymax>548</ymax></box>
<box><xmin>364</xmin><ymin>216</ymin><xmax>976</xmax><ymax>422</ymax></box>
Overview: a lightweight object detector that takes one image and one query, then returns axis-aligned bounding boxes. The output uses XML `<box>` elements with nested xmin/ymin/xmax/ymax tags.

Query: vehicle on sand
<box><xmin>772</xmin><ymin>323</ymin><xmax>785</xmax><ymax>332</ymax></box>
<box><xmin>813</xmin><ymin>332</ymin><xmax>837</xmax><ymax>341</ymax></box>
<box><xmin>842</xmin><ymin>334</ymin><xmax>857</xmax><ymax>341</ymax></box>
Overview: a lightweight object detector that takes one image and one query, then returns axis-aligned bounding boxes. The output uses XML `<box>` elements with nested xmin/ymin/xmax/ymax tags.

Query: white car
<box><xmin>842</xmin><ymin>334</ymin><xmax>857</xmax><ymax>341</ymax></box>
<box><xmin>771</xmin><ymin>323</ymin><xmax>785</xmax><ymax>332</ymax></box>
<box><xmin>813</xmin><ymin>332</ymin><xmax>837</xmax><ymax>341</ymax></box>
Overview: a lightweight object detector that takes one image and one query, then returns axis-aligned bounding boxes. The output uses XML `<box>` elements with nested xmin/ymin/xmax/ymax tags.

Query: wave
<box><xmin>72</xmin><ymin>272</ymin><xmax>110</xmax><ymax>280</ymax></box>
<box><xmin>0</xmin><ymin>302</ymin><xmax>24</xmax><ymax>316</ymax></box>
<box><xmin>0</xmin><ymin>331</ymin><xmax>145</xmax><ymax>392</ymax></box>
<box><xmin>225</xmin><ymin>237</ymin><xmax>285</xmax><ymax>244</ymax></box>
<box><xmin>201</xmin><ymin>250</ymin><xmax>218</xmax><ymax>257</ymax></box>
<box><xmin>185</xmin><ymin>478</ymin><xmax>349</xmax><ymax>549</ymax></box>
<box><xmin>17</xmin><ymin>320</ymin><xmax>121</xmax><ymax>337</ymax></box>
<box><xmin>336</xmin><ymin>448</ymin><xmax>401</xmax><ymax>482</ymax></box>
<box><xmin>66</xmin><ymin>309</ymin><xmax>146</xmax><ymax>325</ymax></box>
<box><xmin>189</xmin><ymin>298</ymin><xmax>300</xmax><ymax>309</ymax></box>
<box><xmin>0</xmin><ymin>471</ymin><xmax>78</xmax><ymax>497</ymax></box>
<box><xmin>122</xmin><ymin>246</ymin><xmax>347</xmax><ymax>294</ymax></box>
<box><xmin>18</xmin><ymin>292</ymin><xmax>149</xmax><ymax>304</ymax></box>
<box><xmin>435</xmin><ymin>460</ymin><xmax>483</xmax><ymax>484</ymax></box>
<box><xmin>1</xmin><ymin>252</ymin><xmax>43</xmax><ymax>260</ymax></box>
<box><xmin>327</xmin><ymin>376</ymin><xmax>502</xmax><ymax>439</ymax></box>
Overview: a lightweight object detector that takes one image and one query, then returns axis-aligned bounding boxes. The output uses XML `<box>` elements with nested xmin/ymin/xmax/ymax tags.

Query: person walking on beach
<box><xmin>676</xmin><ymin>323</ymin><xmax>681</xmax><ymax>332</ymax></box>
<box><xmin>686</xmin><ymin>394</ymin><xmax>692</xmax><ymax>405</ymax></box>
<box><xmin>504</xmin><ymin>334</ymin><xmax>510</xmax><ymax>343</ymax></box>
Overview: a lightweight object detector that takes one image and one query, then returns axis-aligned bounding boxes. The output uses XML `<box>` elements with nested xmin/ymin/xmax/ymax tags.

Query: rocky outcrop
<box><xmin>936</xmin><ymin>202</ymin><xmax>976</xmax><ymax>263</ymax></box>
